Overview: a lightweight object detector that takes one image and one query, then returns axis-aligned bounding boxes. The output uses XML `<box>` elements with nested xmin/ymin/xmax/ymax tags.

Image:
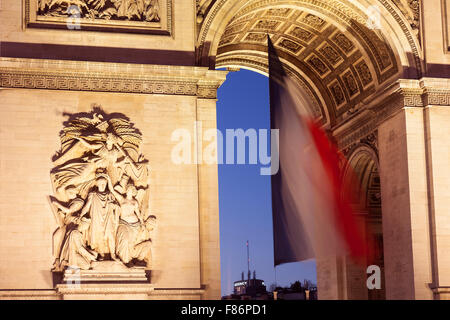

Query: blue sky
<box><xmin>216</xmin><ymin>68</ymin><xmax>317</xmax><ymax>296</ymax></box>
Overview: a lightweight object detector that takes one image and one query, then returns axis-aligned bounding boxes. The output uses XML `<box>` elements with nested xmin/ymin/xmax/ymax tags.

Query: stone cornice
<box><xmin>0</xmin><ymin>58</ymin><xmax>228</xmax><ymax>99</ymax></box>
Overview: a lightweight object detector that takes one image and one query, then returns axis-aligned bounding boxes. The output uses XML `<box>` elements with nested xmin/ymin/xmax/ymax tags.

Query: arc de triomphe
<box><xmin>0</xmin><ymin>0</ymin><xmax>449</xmax><ymax>300</ymax></box>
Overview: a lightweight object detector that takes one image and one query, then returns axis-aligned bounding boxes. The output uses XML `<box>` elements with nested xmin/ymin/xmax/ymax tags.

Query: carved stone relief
<box><xmin>307</xmin><ymin>54</ymin><xmax>329</xmax><ymax>76</ymax></box>
<box><xmin>342</xmin><ymin>71</ymin><xmax>359</xmax><ymax>97</ymax></box>
<box><xmin>278</xmin><ymin>38</ymin><xmax>303</xmax><ymax>54</ymax></box>
<box><xmin>288</xmin><ymin>26</ymin><xmax>314</xmax><ymax>43</ymax></box>
<box><xmin>301</xmin><ymin>13</ymin><xmax>326</xmax><ymax>30</ymax></box>
<box><xmin>26</xmin><ymin>0</ymin><xmax>172</xmax><ymax>34</ymax></box>
<box><xmin>329</xmin><ymin>81</ymin><xmax>346</xmax><ymax>106</ymax></box>
<box><xmin>265</xmin><ymin>8</ymin><xmax>291</xmax><ymax>17</ymax></box>
<box><xmin>332</xmin><ymin>33</ymin><xmax>355</xmax><ymax>54</ymax></box>
<box><xmin>244</xmin><ymin>32</ymin><xmax>267</xmax><ymax>43</ymax></box>
<box><xmin>319</xmin><ymin>44</ymin><xmax>343</xmax><ymax>66</ymax></box>
<box><xmin>392</xmin><ymin>0</ymin><xmax>420</xmax><ymax>36</ymax></box>
<box><xmin>254</xmin><ymin>19</ymin><xmax>280</xmax><ymax>30</ymax></box>
<box><xmin>355</xmin><ymin>60</ymin><xmax>373</xmax><ymax>87</ymax></box>
<box><xmin>49</xmin><ymin>107</ymin><xmax>156</xmax><ymax>273</ymax></box>
<box><xmin>38</xmin><ymin>0</ymin><xmax>160</xmax><ymax>22</ymax></box>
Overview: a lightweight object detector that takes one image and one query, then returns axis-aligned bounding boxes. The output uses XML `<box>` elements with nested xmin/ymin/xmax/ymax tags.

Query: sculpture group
<box><xmin>37</xmin><ymin>0</ymin><xmax>161</xmax><ymax>22</ymax></box>
<box><xmin>49</xmin><ymin>107</ymin><xmax>155</xmax><ymax>272</ymax></box>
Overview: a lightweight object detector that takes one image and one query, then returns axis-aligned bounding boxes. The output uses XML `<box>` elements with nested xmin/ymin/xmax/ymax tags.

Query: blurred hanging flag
<box><xmin>268</xmin><ymin>36</ymin><xmax>365</xmax><ymax>266</ymax></box>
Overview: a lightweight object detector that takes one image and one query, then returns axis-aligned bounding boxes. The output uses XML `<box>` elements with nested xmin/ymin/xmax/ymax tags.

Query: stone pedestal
<box><xmin>56</xmin><ymin>261</ymin><xmax>152</xmax><ymax>299</ymax></box>
<box><xmin>57</xmin><ymin>283</ymin><xmax>154</xmax><ymax>300</ymax></box>
<box><xmin>63</xmin><ymin>261</ymin><xmax>150</xmax><ymax>284</ymax></box>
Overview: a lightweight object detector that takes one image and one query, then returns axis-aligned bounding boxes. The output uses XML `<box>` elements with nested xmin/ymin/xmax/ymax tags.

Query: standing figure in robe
<box><xmin>50</xmin><ymin>185</ymin><xmax>97</xmax><ymax>270</ymax></box>
<box><xmin>80</xmin><ymin>173</ymin><xmax>120</xmax><ymax>260</ymax></box>
<box><xmin>105</xmin><ymin>175</ymin><xmax>153</xmax><ymax>268</ymax></box>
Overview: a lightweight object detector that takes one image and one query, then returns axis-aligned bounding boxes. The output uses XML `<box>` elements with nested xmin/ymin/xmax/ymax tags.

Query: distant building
<box><xmin>273</xmin><ymin>286</ymin><xmax>317</xmax><ymax>300</ymax></box>
<box><xmin>232</xmin><ymin>270</ymin><xmax>267</xmax><ymax>299</ymax></box>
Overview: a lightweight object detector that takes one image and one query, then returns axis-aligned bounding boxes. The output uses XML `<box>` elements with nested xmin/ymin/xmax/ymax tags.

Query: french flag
<box><xmin>268</xmin><ymin>37</ymin><xmax>365</xmax><ymax>265</ymax></box>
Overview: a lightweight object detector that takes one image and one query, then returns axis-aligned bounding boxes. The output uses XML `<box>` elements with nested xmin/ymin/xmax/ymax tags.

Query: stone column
<box><xmin>316</xmin><ymin>255</ymin><xmax>345</xmax><ymax>300</ymax></box>
<box><xmin>378</xmin><ymin>78</ymin><xmax>450</xmax><ymax>299</ymax></box>
<box><xmin>196</xmin><ymin>81</ymin><xmax>226</xmax><ymax>299</ymax></box>
<box><xmin>423</xmin><ymin>80</ymin><xmax>450</xmax><ymax>299</ymax></box>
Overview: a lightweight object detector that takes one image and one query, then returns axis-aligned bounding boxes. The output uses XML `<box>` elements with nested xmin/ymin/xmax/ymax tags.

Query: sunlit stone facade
<box><xmin>1</xmin><ymin>0</ymin><xmax>449</xmax><ymax>300</ymax></box>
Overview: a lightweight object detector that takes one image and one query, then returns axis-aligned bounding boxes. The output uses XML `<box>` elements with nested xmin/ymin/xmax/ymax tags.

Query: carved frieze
<box><xmin>391</xmin><ymin>0</ymin><xmax>420</xmax><ymax>36</ymax></box>
<box><xmin>38</xmin><ymin>0</ymin><xmax>160</xmax><ymax>22</ymax></box>
<box><xmin>26</xmin><ymin>0</ymin><xmax>172</xmax><ymax>34</ymax></box>
<box><xmin>197</xmin><ymin>85</ymin><xmax>219</xmax><ymax>99</ymax></box>
<box><xmin>0</xmin><ymin>71</ymin><xmax>198</xmax><ymax>95</ymax></box>
<box><xmin>0</xmin><ymin>58</ymin><xmax>227</xmax><ymax>98</ymax></box>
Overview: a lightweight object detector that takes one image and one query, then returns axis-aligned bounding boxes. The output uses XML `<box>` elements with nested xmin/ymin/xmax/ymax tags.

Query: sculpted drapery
<box><xmin>48</xmin><ymin>107</ymin><xmax>155</xmax><ymax>271</ymax></box>
<box><xmin>37</xmin><ymin>0</ymin><xmax>161</xmax><ymax>22</ymax></box>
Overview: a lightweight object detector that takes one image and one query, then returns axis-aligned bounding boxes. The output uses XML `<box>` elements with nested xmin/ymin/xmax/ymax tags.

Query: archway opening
<box><xmin>216</xmin><ymin>68</ymin><xmax>317</xmax><ymax>298</ymax></box>
<box><xmin>344</xmin><ymin>146</ymin><xmax>385</xmax><ymax>300</ymax></box>
<box><xmin>202</xmin><ymin>0</ymin><xmax>420</xmax><ymax>299</ymax></box>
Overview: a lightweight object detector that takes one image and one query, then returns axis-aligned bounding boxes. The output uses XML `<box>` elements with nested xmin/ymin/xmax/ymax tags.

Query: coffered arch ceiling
<box><xmin>196</xmin><ymin>0</ymin><xmax>423</xmax><ymax>127</ymax></box>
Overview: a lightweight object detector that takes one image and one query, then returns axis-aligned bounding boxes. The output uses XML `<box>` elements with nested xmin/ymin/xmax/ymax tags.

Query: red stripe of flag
<box><xmin>306</xmin><ymin>119</ymin><xmax>366</xmax><ymax>262</ymax></box>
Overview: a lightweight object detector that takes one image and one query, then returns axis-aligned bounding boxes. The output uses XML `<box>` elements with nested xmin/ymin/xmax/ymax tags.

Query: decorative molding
<box><xmin>197</xmin><ymin>85</ymin><xmax>219</xmax><ymax>99</ymax></box>
<box><xmin>332</xmin><ymin>32</ymin><xmax>355</xmax><ymax>54</ymax></box>
<box><xmin>306</xmin><ymin>54</ymin><xmax>330</xmax><ymax>77</ymax></box>
<box><xmin>288</xmin><ymin>26</ymin><xmax>314</xmax><ymax>43</ymax></box>
<box><xmin>342</xmin><ymin>131</ymin><xmax>378</xmax><ymax>162</ymax></box>
<box><xmin>207</xmin><ymin>0</ymin><xmax>415</xmax><ymax>126</ymax></box>
<box><xmin>334</xmin><ymin>78</ymin><xmax>450</xmax><ymax>151</ymax></box>
<box><xmin>277</xmin><ymin>38</ymin><xmax>303</xmax><ymax>54</ymax></box>
<box><xmin>391</xmin><ymin>0</ymin><xmax>420</xmax><ymax>37</ymax></box>
<box><xmin>328</xmin><ymin>80</ymin><xmax>346</xmax><ymax>107</ymax></box>
<box><xmin>342</xmin><ymin>70</ymin><xmax>359</xmax><ymax>97</ymax></box>
<box><xmin>0</xmin><ymin>70</ymin><xmax>197</xmax><ymax>95</ymax></box>
<box><xmin>319</xmin><ymin>44</ymin><xmax>343</xmax><ymax>66</ymax></box>
<box><xmin>198</xmin><ymin>0</ymin><xmax>422</xmax><ymax>78</ymax></box>
<box><xmin>360</xmin><ymin>131</ymin><xmax>379</xmax><ymax>156</ymax></box>
<box><xmin>215</xmin><ymin>54</ymin><xmax>325</xmax><ymax>120</ymax></box>
<box><xmin>355</xmin><ymin>60</ymin><xmax>374</xmax><ymax>87</ymax></box>
<box><xmin>0</xmin><ymin>290</ymin><xmax>58</xmax><ymax>299</ymax></box>
<box><xmin>56</xmin><ymin>284</ymin><xmax>154</xmax><ymax>295</ymax></box>
<box><xmin>0</xmin><ymin>58</ymin><xmax>227</xmax><ymax>97</ymax></box>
